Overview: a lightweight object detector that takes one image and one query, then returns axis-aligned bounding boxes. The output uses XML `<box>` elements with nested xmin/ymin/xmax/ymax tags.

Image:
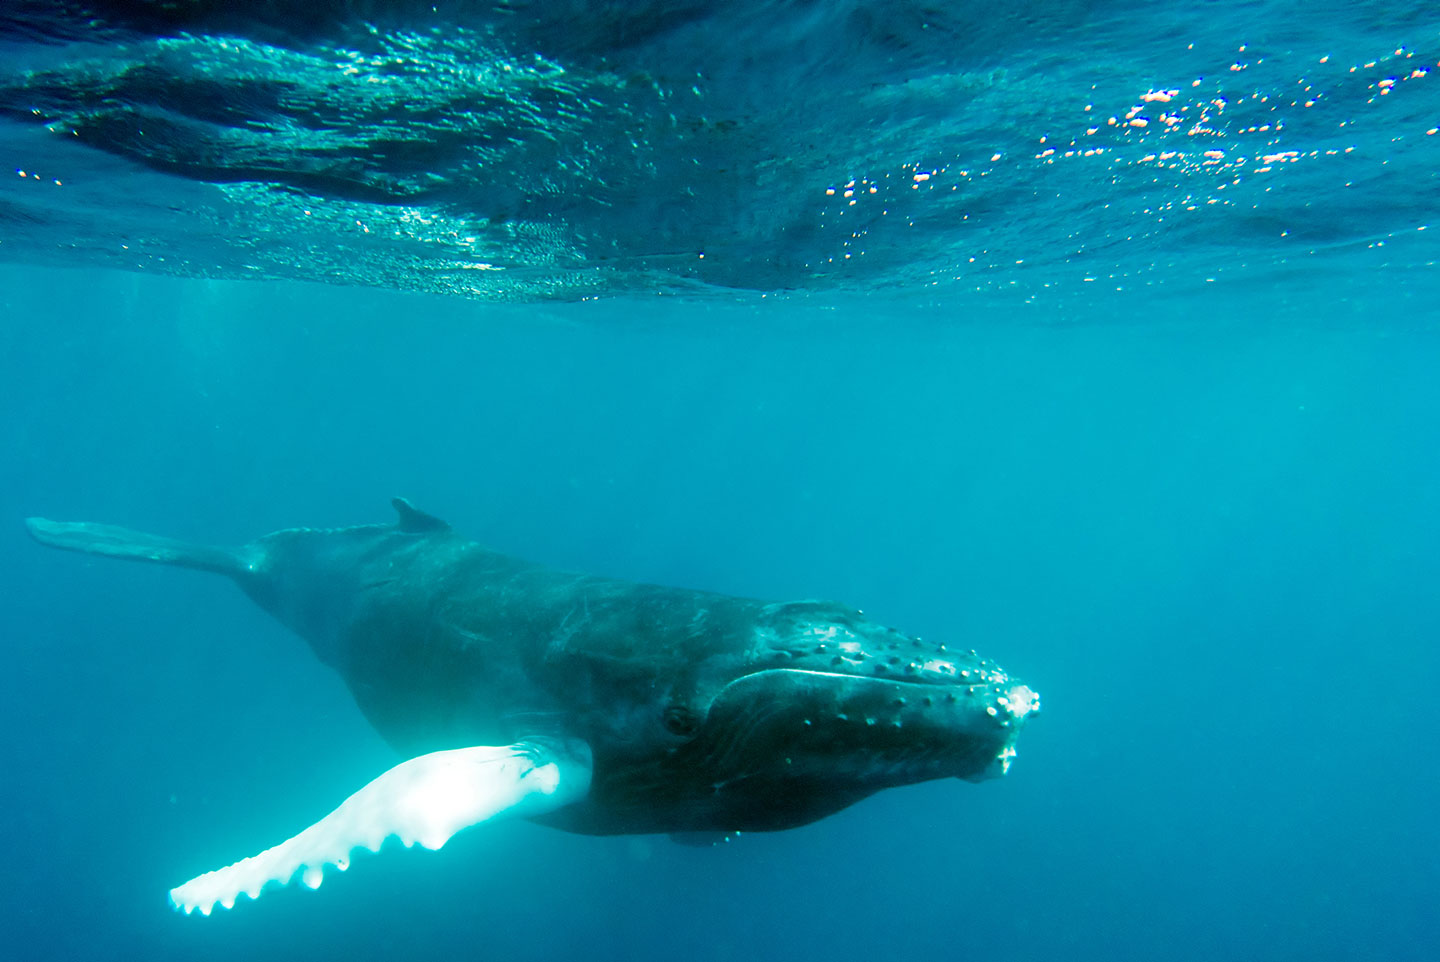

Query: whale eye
<box><xmin>663</xmin><ymin>704</ymin><xmax>701</xmax><ymax>737</ymax></box>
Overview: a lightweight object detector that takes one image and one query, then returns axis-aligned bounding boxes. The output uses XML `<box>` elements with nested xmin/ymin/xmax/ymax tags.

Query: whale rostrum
<box><xmin>26</xmin><ymin>499</ymin><xmax>1039</xmax><ymax>915</ymax></box>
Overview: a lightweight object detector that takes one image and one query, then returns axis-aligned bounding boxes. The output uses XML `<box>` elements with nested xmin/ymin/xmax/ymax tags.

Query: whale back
<box><xmin>254</xmin><ymin>519</ymin><xmax>768</xmax><ymax>765</ymax></box>
<box><xmin>25</xmin><ymin>504</ymin><xmax>759</xmax><ymax>764</ymax></box>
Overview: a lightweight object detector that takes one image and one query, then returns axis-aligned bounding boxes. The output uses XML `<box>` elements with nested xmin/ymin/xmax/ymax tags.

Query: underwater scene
<box><xmin>2</xmin><ymin>2</ymin><xmax>1438</xmax><ymax>961</ymax></box>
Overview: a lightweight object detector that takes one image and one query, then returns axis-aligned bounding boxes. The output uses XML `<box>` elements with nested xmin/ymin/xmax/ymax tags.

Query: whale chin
<box><xmin>696</xmin><ymin>668</ymin><xmax>1038</xmax><ymax>789</ymax></box>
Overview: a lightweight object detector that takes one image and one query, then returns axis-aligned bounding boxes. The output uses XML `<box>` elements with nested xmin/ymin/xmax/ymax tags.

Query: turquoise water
<box><xmin>2</xmin><ymin>3</ymin><xmax>1439</xmax><ymax>961</ymax></box>
<box><xmin>4</xmin><ymin>1</ymin><xmax>1438</xmax><ymax>300</ymax></box>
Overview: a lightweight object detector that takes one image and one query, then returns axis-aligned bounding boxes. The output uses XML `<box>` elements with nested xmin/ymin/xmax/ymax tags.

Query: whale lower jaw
<box><xmin>170</xmin><ymin>740</ymin><xmax>592</xmax><ymax>916</ymax></box>
<box><xmin>694</xmin><ymin>669</ymin><xmax>1039</xmax><ymax>792</ymax></box>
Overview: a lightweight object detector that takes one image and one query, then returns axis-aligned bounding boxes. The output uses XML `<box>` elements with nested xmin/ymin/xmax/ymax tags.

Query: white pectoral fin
<box><xmin>170</xmin><ymin>740</ymin><xmax>592</xmax><ymax>916</ymax></box>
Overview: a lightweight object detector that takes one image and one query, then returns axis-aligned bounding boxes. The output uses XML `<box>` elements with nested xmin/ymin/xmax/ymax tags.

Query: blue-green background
<box><xmin>3</xmin><ymin>269</ymin><xmax>1437</xmax><ymax>961</ymax></box>
<box><xmin>3</xmin><ymin>0</ymin><xmax>1440</xmax><ymax>957</ymax></box>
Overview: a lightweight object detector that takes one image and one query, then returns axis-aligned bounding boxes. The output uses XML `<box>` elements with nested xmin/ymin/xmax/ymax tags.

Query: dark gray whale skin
<box><xmin>26</xmin><ymin>500</ymin><xmax>1037</xmax><ymax>837</ymax></box>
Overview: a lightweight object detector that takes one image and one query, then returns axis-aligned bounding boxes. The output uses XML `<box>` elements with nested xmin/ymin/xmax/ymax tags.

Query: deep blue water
<box><xmin>3</xmin><ymin>3</ymin><xmax>1440</xmax><ymax>961</ymax></box>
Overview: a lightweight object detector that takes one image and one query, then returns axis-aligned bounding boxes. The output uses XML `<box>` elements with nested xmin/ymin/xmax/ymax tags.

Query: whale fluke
<box><xmin>24</xmin><ymin>518</ymin><xmax>245</xmax><ymax>576</ymax></box>
<box><xmin>170</xmin><ymin>740</ymin><xmax>593</xmax><ymax>915</ymax></box>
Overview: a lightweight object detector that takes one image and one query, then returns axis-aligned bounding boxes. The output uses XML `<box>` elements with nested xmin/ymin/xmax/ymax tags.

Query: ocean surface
<box><xmin>2</xmin><ymin>2</ymin><xmax>1438</xmax><ymax>961</ymax></box>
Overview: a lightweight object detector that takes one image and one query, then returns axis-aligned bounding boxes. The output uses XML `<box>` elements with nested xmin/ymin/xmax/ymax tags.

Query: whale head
<box><xmin>566</xmin><ymin>600</ymin><xmax>1038</xmax><ymax>835</ymax></box>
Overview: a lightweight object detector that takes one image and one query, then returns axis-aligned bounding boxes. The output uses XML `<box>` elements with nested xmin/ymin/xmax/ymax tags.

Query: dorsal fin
<box><xmin>390</xmin><ymin>498</ymin><xmax>450</xmax><ymax>533</ymax></box>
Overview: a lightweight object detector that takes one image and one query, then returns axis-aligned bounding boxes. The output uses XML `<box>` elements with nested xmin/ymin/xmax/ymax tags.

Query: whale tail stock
<box><xmin>24</xmin><ymin>517</ymin><xmax>247</xmax><ymax>578</ymax></box>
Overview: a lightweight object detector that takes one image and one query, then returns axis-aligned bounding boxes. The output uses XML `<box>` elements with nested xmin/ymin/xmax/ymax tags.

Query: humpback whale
<box><xmin>25</xmin><ymin>500</ymin><xmax>1039</xmax><ymax>915</ymax></box>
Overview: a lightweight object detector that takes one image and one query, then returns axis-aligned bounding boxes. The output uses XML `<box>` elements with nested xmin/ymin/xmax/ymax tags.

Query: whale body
<box><xmin>26</xmin><ymin>499</ymin><xmax>1039</xmax><ymax>914</ymax></box>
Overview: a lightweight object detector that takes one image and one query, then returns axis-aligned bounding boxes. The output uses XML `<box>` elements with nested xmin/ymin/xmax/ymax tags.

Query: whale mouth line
<box><xmin>740</xmin><ymin>667</ymin><xmax>1008</xmax><ymax>691</ymax></box>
